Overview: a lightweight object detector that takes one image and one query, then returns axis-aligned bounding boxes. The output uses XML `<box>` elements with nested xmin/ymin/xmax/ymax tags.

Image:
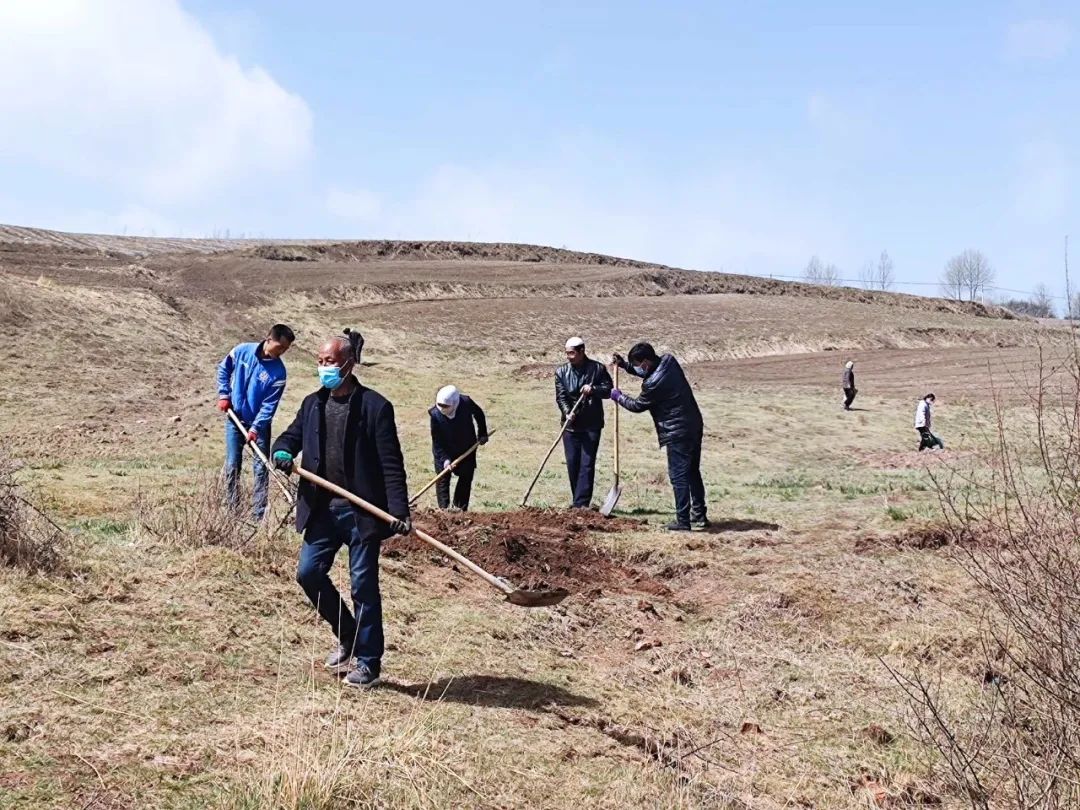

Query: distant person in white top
<box><xmin>914</xmin><ymin>393</ymin><xmax>944</xmax><ymax>451</ymax></box>
<box><xmin>842</xmin><ymin>360</ymin><xmax>857</xmax><ymax>410</ymax></box>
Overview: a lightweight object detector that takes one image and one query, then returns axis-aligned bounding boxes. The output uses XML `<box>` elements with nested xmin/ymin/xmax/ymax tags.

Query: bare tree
<box><xmin>860</xmin><ymin>250</ymin><xmax>895</xmax><ymax>291</ymax></box>
<box><xmin>804</xmin><ymin>256</ymin><xmax>840</xmax><ymax>286</ymax></box>
<box><xmin>1032</xmin><ymin>283</ymin><xmax>1055</xmax><ymax>317</ymax></box>
<box><xmin>941</xmin><ymin>249</ymin><xmax>994</xmax><ymax>302</ymax></box>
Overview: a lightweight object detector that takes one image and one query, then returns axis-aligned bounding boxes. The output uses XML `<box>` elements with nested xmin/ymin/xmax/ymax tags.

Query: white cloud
<box><xmin>1014</xmin><ymin>139</ymin><xmax>1068</xmax><ymax>223</ymax></box>
<box><xmin>326</xmin><ymin>188</ymin><xmax>383</xmax><ymax>222</ymax></box>
<box><xmin>1005</xmin><ymin>19</ymin><xmax>1072</xmax><ymax>62</ymax></box>
<box><xmin>0</xmin><ymin>0</ymin><xmax>312</xmax><ymax>203</ymax></box>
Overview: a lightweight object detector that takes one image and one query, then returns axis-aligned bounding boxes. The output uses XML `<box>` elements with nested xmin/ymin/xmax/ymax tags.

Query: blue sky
<box><xmin>1</xmin><ymin>2</ymin><xmax>1077</xmax><ymax>303</ymax></box>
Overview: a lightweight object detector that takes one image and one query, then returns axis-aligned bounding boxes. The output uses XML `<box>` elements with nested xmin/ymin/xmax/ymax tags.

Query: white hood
<box><xmin>436</xmin><ymin>385</ymin><xmax>461</xmax><ymax>419</ymax></box>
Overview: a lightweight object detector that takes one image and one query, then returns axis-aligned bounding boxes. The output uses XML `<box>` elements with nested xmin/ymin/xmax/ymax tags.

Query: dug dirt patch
<box><xmin>386</xmin><ymin>508</ymin><xmax>667</xmax><ymax>597</ymax></box>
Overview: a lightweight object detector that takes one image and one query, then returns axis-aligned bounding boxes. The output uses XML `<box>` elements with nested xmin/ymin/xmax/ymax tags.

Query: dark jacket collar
<box><xmin>315</xmin><ymin>375</ymin><xmax>363</xmax><ymax>404</ymax></box>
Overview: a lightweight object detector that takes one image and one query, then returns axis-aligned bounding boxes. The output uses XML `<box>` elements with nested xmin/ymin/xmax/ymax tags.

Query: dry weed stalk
<box><xmin>0</xmin><ymin>454</ymin><xmax>71</xmax><ymax>574</ymax></box>
<box><xmin>137</xmin><ymin>474</ymin><xmax>287</xmax><ymax>557</ymax></box>
<box><xmin>889</xmin><ymin>343</ymin><xmax>1080</xmax><ymax>809</ymax></box>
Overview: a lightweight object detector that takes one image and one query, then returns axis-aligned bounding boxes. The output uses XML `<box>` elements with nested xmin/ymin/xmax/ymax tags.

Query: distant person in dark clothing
<box><xmin>429</xmin><ymin>385</ymin><xmax>489</xmax><ymax>511</ymax></box>
<box><xmin>555</xmin><ymin>337</ymin><xmax>614</xmax><ymax>508</ymax></box>
<box><xmin>612</xmin><ymin>343</ymin><xmax>707</xmax><ymax>531</ymax></box>
<box><xmin>842</xmin><ymin>360</ymin><xmax>857</xmax><ymax>410</ymax></box>
<box><xmin>914</xmin><ymin>393</ymin><xmax>944</xmax><ymax>451</ymax></box>
<box><xmin>271</xmin><ymin>329</ymin><xmax>410</xmax><ymax>690</ymax></box>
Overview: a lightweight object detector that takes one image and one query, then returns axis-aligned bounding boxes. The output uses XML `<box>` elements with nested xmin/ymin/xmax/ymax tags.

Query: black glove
<box><xmin>390</xmin><ymin>516</ymin><xmax>412</xmax><ymax>536</ymax></box>
<box><xmin>612</xmin><ymin>353</ymin><xmax>625</xmax><ymax>368</ymax></box>
<box><xmin>478</xmin><ymin>434</ymin><xmax>489</xmax><ymax>445</ymax></box>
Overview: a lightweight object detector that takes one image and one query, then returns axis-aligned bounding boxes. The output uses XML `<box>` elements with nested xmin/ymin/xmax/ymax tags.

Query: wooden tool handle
<box><xmin>293</xmin><ymin>466</ymin><xmax>514</xmax><ymax>595</ymax></box>
<box><xmin>227</xmin><ymin>409</ymin><xmax>295</xmax><ymax>505</ymax></box>
<box><xmin>521</xmin><ymin>392</ymin><xmax>587</xmax><ymax>506</ymax></box>
<box><xmin>409</xmin><ymin>429</ymin><xmax>497</xmax><ymax>506</ymax></box>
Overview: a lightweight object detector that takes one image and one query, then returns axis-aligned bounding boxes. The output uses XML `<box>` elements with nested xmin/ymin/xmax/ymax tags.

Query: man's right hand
<box><xmin>443</xmin><ymin>459</ymin><xmax>452</xmax><ymax>471</ymax></box>
<box><xmin>611</xmin><ymin>353</ymin><xmax>625</xmax><ymax>368</ymax></box>
<box><xmin>217</xmin><ymin>398</ymin><xmax>230</xmax><ymax>413</ymax></box>
<box><xmin>390</xmin><ymin>516</ymin><xmax>412</xmax><ymax>536</ymax></box>
<box><xmin>272</xmin><ymin>450</ymin><xmax>294</xmax><ymax>474</ymax></box>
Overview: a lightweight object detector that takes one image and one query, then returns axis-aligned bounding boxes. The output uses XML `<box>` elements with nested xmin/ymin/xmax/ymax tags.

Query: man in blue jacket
<box><xmin>611</xmin><ymin>342</ymin><xmax>707</xmax><ymax>531</ymax></box>
<box><xmin>215</xmin><ymin>324</ymin><xmax>294</xmax><ymax>521</ymax></box>
<box><xmin>270</xmin><ymin>329</ymin><xmax>410</xmax><ymax>690</ymax></box>
<box><xmin>429</xmin><ymin>385</ymin><xmax>489</xmax><ymax>511</ymax></box>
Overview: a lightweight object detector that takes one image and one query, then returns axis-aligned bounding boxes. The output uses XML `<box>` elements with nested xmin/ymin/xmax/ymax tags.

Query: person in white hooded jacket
<box><xmin>429</xmin><ymin>385</ymin><xmax>488</xmax><ymax>511</ymax></box>
<box><xmin>914</xmin><ymin>393</ymin><xmax>944</xmax><ymax>451</ymax></box>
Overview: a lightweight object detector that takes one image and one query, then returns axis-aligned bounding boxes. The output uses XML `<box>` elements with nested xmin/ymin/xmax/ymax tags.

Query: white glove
<box><xmin>443</xmin><ymin>459</ymin><xmax>452</xmax><ymax>471</ymax></box>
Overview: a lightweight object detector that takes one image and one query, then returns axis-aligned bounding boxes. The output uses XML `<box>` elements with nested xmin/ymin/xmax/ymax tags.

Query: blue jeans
<box><xmin>224</xmin><ymin>421</ymin><xmax>269</xmax><ymax>521</ymax></box>
<box><xmin>563</xmin><ymin>429</ymin><xmax>601</xmax><ymax>508</ymax></box>
<box><xmin>666</xmin><ymin>433</ymin><xmax>707</xmax><ymax>527</ymax></box>
<box><xmin>296</xmin><ymin>502</ymin><xmax>383</xmax><ymax>670</ymax></box>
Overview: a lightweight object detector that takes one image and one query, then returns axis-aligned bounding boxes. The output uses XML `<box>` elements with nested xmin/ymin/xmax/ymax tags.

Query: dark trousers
<box><xmin>666</xmin><ymin>433</ymin><xmax>707</xmax><ymax>527</ymax></box>
<box><xmin>436</xmin><ymin>462</ymin><xmax>475</xmax><ymax>510</ymax></box>
<box><xmin>843</xmin><ymin>387</ymin><xmax>857</xmax><ymax>409</ymax></box>
<box><xmin>917</xmin><ymin>427</ymin><xmax>944</xmax><ymax>451</ymax></box>
<box><xmin>563</xmin><ymin>429</ymin><xmax>601</xmax><ymax>508</ymax></box>
<box><xmin>224</xmin><ymin>421</ymin><xmax>269</xmax><ymax>520</ymax></box>
<box><xmin>296</xmin><ymin>501</ymin><xmax>383</xmax><ymax>669</ymax></box>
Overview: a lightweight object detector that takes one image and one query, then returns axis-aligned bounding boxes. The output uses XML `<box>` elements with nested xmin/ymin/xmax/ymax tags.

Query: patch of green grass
<box><xmin>886</xmin><ymin>505</ymin><xmax>910</xmax><ymax>522</ymax></box>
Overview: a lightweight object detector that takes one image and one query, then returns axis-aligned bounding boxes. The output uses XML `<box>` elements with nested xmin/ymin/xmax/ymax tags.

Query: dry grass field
<box><xmin>0</xmin><ymin>226</ymin><xmax>1073</xmax><ymax>808</ymax></box>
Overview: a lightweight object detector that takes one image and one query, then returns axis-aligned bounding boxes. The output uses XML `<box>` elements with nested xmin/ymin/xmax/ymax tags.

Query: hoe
<box><xmin>409</xmin><ymin>429</ymin><xmax>497</xmax><ymax>507</ymax></box>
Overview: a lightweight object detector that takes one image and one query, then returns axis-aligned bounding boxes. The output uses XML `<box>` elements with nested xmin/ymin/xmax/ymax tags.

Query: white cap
<box><xmin>565</xmin><ymin>336</ymin><xmax>585</xmax><ymax>350</ymax></box>
<box><xmin>845</xmin><ymin>360</ymin><xmax>854</xmax><ymax>368</ymax></box>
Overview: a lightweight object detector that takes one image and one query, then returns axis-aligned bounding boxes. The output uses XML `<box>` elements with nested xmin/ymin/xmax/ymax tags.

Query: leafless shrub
<box><xmin>137</xmin><ymin>474</ymin><xmax>277</xmax><ymax>555</ymax></box>
<box><xmin>0</xmin><ymin>456</ymin><xmax>72</xmax><ymax>575</ymax></box>
<box><xmin>889</xmin><ymin>342</ymin><xmax>1080</xmax><ymax>808</ymax></box>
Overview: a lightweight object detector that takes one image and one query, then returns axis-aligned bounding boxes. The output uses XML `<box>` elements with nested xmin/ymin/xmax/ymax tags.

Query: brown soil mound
<box><xmin>385</xmin><ymin>508</ymin><xmax>667</xmax><ymax>597</ymax></box>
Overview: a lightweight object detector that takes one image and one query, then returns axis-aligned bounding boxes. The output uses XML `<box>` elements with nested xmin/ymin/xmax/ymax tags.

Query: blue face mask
<box><xmin>319</xmin><ymin>364</ymin><xmax>347</xmax><ymax>390</ymax></box>
<box><xmin>633</xmin><ymin>364</ymin><xmax>647</xmax><ymax>376</ymax></box>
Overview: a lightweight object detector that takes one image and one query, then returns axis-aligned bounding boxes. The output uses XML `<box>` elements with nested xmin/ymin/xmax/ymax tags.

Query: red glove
<box><xmin>217</xmin><ymin>398</ymin><xmax>230</xmax><ymax>413</ymax></box>
<box><xmin>247</xmin><ymin>429</ymin><xmax>258</xmax><ymax>443</ymax></box>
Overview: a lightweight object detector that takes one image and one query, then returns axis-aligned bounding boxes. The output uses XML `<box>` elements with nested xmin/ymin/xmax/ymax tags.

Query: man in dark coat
<box><xmin>429</xmin><ymin>385</ymin><xmax>489</xmax><ymax>511</ymax></box>
<box><xmin>611</xmin><ymin>342</ymin><xmax>707</xmax><ymax>531</ymax></box>
<box><xmin>842</xmin><ymin>360</ymin><xmax>857</xmax><ymax>410</ymax></box>
<box><xmin>271</xmin><ymin>329</ymin><xmax>410</xmax><ymax>690</ymax></box>
<box><xmin>556</xmin><ymin>336</ymin><xmax>613</xmax><ymax>508</ymax></box>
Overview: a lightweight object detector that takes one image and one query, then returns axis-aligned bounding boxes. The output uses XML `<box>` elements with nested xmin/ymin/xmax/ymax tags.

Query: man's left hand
<box><xmin>478</xmin><ymin>434</ymin><xmax>489</xmax><ymax>445</ymax></box>
<box><xmin>581</xmin><ymin>384</ymin><xmax>593</xmax><ymax>396</ymax></box>
<box><xmin>246</xmin><ymin>429</ymin><xmax>258</xmax><ymax>443</ymax></box>
<box><xmin>390</xmin><ymin>516</ymin><xmax>412</xmax><ymax>536</ymax></box>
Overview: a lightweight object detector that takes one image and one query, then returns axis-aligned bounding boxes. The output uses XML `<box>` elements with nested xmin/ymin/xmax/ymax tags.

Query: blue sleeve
<box><xmin>251</xmin><ymin>368</ymin><xmax>286</xmax><ymax>434</ymax></box>
<box><xmin>216</xmin><ymin>348</ymin><xmax>235</xmax><ymax>398</ymax></box>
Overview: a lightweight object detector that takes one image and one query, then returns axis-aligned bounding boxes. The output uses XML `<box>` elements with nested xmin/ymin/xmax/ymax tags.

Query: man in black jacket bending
<box><xmin>429</xmin><ymin>385</ymin><xmax>488</xmax><ymax>511</ymax></box>
<box><xmin>611</xmin><ymin>342</ymin><xmax>707</xmax><ymax>531</ymax></box>
<box><xmin>556</xmin><ymin>337</ymin><xmax>613</xmax><ymax>508</ymax></box>
<box><xmin>271</xmin><ymin>330</ymin><xmax>410</xmax><ymax>690</ymax></box>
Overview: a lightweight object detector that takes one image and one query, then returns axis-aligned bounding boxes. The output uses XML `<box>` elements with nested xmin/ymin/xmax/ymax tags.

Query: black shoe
<box><xmin>343</xmin><ymin>663</ymin><xmax>381</xmax><ymax>689</ymax></box>
<box><xmin>324</xmin><ymin>644</ymin><xmax>352</xmax><ymax>674</ymax></box>
<box><xmin>665</xmin><ymin>521</ymin><xmax>692</xmax><ymax>532</ymax></box>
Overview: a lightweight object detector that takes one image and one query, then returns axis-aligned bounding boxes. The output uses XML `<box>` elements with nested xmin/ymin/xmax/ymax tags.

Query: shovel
<box><xmin>226</xmin><ymin>408</ymin><xmax>296</xmax><ymax>506</ymax></box>
<box><xmin>600</xmin><ymin>365</ymin><xmax>622</xmax><ymax>517</ymax></box>
<box><xmin>409</xmin><ymin>430</ymin><xmax>497</xmax><ymax>507</ymax></box>
<box><xmin>521</xmin><ymin>392</ymin><xmax>587</xmax><ymax>507</ymax></box>
<box><xmin>292</xmin><ymin>465</ymin><xmax>569</xmax><ymax>608</ymax></box>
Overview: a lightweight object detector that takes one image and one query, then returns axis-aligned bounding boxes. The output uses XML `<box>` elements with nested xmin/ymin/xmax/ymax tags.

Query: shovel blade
<box><xmin>600</xmin><ymin>482</ymin><xmax>623</xmax><ymax>517</ymax></box>
<box><xmin>505</xmin><ymin>587</ymin><xmax>570</xmax><ymax>608</ymax></box>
